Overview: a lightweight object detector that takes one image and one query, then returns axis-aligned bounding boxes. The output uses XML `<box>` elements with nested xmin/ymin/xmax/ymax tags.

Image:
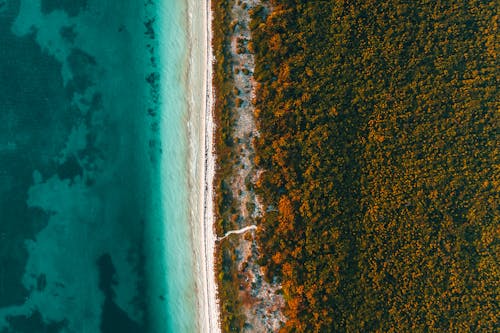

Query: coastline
<box><xmin>185</xmin><ymin>0</ymin><xmax>220</xmax><ymax>330</ymax></box>
<box><xmin>201</xmin><ymin>0</ymin><xmax>286</xmax><ymax>330</ymax></box>
<box><xmin>201</xmin><ymin>0</ymin><xmax>220</xmax><ymax>330</ymax></box>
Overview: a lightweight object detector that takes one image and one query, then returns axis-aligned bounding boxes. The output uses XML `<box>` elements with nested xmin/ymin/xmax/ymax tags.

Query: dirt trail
<box><xmin>218</xmin><ymin>225</ymin><xmax>257</xmax><ymax>241</ymax></box>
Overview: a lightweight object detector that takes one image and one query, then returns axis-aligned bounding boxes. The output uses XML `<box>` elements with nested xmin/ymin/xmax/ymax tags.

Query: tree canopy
<box><xmin>250</xmin><ymin>0</ymin><xmax>498</xmax><ymax>331</ymax></box>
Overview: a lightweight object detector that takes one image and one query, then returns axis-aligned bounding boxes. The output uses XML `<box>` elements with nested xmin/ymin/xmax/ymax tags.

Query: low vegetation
<box><xmin>212</xmin><ymin>0</ymin><xmax>247</xmax><ymax>330</ymax></box>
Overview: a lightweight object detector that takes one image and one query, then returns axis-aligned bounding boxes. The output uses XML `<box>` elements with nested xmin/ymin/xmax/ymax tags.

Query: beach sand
<box><xmin>185</xmin><ymin>0</ymin><xmax>220</xmax><ymax>331</ymax></box>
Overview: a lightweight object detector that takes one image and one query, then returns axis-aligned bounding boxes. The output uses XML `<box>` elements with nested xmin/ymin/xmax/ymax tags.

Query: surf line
<box><xmin>218</xmin><ymin>225</ymin><xmax>257</xmax><ymax>241</ymax></box>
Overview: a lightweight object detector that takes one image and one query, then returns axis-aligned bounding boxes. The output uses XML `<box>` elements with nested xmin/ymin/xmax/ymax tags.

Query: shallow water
<box><xmin>149</xmin><ymin>0</ymin><xmax>199</xmax><ymax>332</ymax></box>
<box><xmin>0</xmin><ymin>0</ymin><xmax>195</xmax><ymax>332</ymax></box>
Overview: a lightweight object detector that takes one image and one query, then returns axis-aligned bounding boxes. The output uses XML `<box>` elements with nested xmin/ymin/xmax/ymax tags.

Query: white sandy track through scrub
<box><xmin>218</xmin><ymin>225</ymin><xmax>257</xmax><ymax>241</ymax></box>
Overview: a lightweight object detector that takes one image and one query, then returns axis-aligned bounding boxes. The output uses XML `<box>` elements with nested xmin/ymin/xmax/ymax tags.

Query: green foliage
<box><xmin>251</xmin><ymin>0</ymin><xmax>499</xmax><ymax>332</ymax></box>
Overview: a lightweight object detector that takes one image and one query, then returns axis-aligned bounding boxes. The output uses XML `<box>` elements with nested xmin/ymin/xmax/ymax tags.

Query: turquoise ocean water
<box><xmin>150</xmin><ymin>1</ymin><xmax>198</xmax><ymax>332</ymax></box>
<box><xmin>0</xmin><ymin>0</ymin><xmax>197</xmax><ymax>332</ymax></box>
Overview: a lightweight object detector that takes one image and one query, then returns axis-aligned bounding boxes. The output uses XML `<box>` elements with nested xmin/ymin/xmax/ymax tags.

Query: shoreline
<box><xmin>187</xmin><ymin>0</ymin><xmax>220</xmax><ymax>330</ymax></box>
<box><xmin>202</xmin><ymin>0</ymin><xmax>220</xmax><ymax>330</ymax></box>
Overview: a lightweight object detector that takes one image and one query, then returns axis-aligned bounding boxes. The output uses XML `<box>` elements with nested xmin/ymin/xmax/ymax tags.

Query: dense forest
<box><xmin>248</xmin><ymin>0</ymin><xmax>498</xmax><ymax>331</ymax></box>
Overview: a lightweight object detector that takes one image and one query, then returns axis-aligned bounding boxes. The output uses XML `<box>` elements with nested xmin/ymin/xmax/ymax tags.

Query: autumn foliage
<box><xmin>250</xmin><ymin>0</ymin><xmax>499</xmax><ymax>331</ymax></box>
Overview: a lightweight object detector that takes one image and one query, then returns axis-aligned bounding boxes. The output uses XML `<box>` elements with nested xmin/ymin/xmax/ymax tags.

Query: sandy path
<box><xmin>219</xmin><ymin>225</ymin><xmax>257</xmax><ymax>241</ymax></box>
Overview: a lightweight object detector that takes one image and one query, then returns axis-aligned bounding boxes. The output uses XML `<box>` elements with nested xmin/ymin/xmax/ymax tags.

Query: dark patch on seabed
<box><xmin>3</xmin><ymin>311</ymin><xmax>67</xmax><ymax>333</ymax></box>
<box><xmin>97</xmin><ymin>254</ymin><xmax>143</xmax><ymax>333</ymax></box>
<box><xmin>0</xmin><ymin>0</ymin><xmax>68</xmax><ymax>308</ymax></box>
<box><xmin>41</xmin><ymin>0</ymin><xmax>88</xmax><ymax>17</ymax></box>
<box><xmin>0</xmin><ymin>0</ymin><xmax>158</xmax><ymax>332</ymax></box>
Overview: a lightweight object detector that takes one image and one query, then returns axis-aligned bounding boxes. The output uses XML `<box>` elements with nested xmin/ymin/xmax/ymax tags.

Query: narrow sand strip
<box><xmin>186</xmin><ymin>0</ymin><xmax>220</xmax><ymax>330</ymax></box>
<box><xmin>200</xmin><ymin>0</ymin><xmax>220</xmax><ymax>331</ymax></box>
<box><xmin>186</xmin><ymin>0</ymin><xmax>218</xmax><ymax>330</ymax></box>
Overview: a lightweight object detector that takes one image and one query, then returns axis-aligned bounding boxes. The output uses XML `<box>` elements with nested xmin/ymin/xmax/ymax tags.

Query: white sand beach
<box><xmin>201</xmin><ymin>0</ymin><xmax>220</xmax><ymax>330</ymax></box>
<box><xmin>186</xmin><ymin>0</ymin><xmax>220</xmax><ymax>331</ymax></box>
